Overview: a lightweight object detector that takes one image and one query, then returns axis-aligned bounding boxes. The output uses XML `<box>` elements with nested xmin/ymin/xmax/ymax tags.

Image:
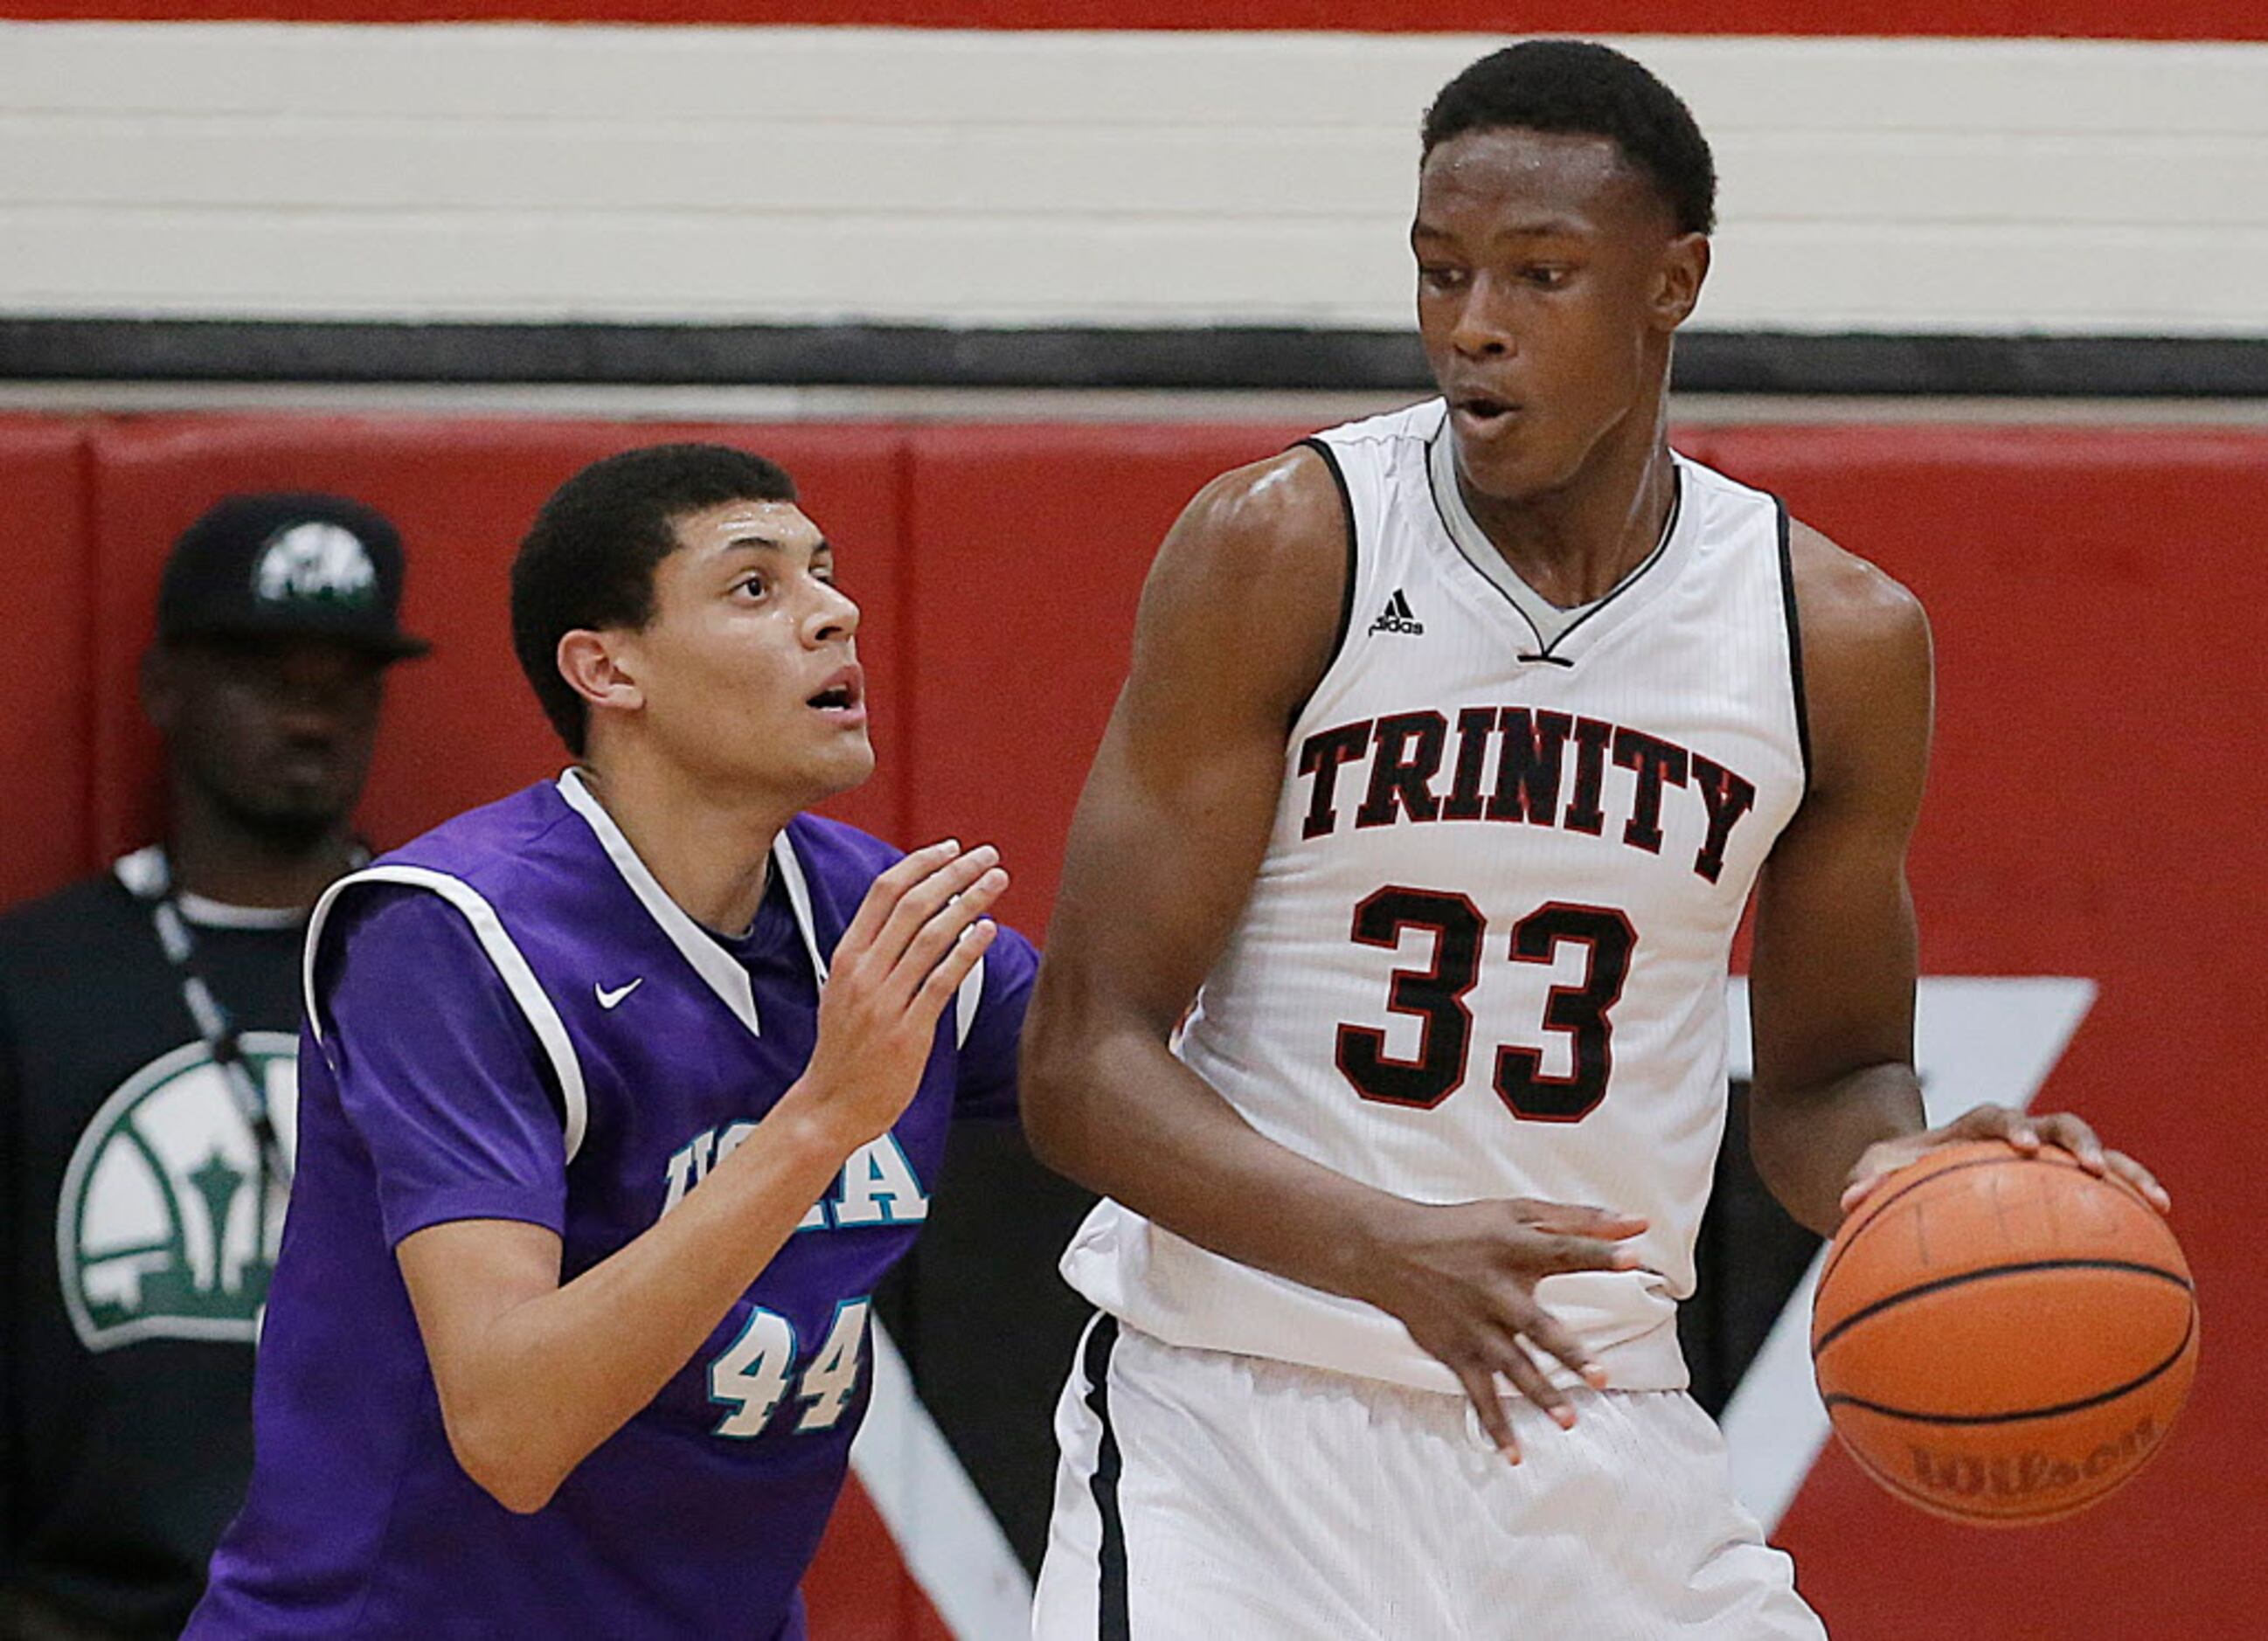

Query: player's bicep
<box><xmin>1037</xmin><ymin>452</ymin><xmax>1348</xmax><ymax>1036</ymax></box>
<box><xmin>397</xmin><ymin>1216</ymin><xmax>563</xmax><ymax>1380</ymax></box>
<box><xmin>1750</xmin><ymin>527</ymin><xmax>1934</xmax><ymax>1097</ymax></box>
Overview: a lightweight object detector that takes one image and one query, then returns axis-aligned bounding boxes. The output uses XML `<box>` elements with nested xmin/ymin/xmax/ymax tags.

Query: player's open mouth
<box><xmin>807</xmin><ymin>666</ymin><xmax>867</xmax><ymax>724</ymax></box>
<box><xmin>1453</xmin><ymin>392</ymin><xmax>1521</xmax><ymax>426</ymax></box>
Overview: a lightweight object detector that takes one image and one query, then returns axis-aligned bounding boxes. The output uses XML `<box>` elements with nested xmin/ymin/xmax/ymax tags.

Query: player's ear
<box><xmin>1652</xmin><ymin>232</ymin><xmax>1710</xmax><ymax>331</ymax></box>
<box><xmin>556</xmin><ymin>628</ymin><xmax>644</xmax><ymax>720</ymax></box>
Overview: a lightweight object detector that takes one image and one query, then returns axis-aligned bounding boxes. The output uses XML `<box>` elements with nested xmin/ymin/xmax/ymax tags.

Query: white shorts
<box><xmin>1032</xmin><ymin>1317</ymin><xmax>1826</xmax><ymax>1641</ymax></box>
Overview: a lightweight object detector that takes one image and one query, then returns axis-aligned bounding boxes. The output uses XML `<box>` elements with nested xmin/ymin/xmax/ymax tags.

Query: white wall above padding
<box><xmin>2</xmin><ymin>24</ymin><xmax>2263</xmax><ymax>336</ymax></box>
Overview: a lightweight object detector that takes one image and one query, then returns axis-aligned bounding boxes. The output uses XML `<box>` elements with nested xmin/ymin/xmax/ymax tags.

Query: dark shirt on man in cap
<box><xmin>1</xmin><ymin>493</ymin><xmax>423</xmax><ymax>1639</ymax></box>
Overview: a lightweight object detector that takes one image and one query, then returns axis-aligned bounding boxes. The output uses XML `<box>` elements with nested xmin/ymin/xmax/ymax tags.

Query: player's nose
<box><xmin>806</xmin><ymin>578</ymin><xmax>860</xmax><ymax>646</ymax></box>
<box><xmin>1450</xmin><ymin>275</ymin><xmax>1518</xmax><ymax>357</ymax></box>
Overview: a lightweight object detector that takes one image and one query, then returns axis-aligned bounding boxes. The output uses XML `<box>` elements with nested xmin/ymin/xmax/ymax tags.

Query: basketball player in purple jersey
<box><xmin>1023</xmin><ymin>42</ymin><xmax>2168</xmax><ymax>1637</ymax></box>
<box><xmin>188</xmin><ymin>445</ymin><xmax>1036</xmax><ymax>1639</ymax></box>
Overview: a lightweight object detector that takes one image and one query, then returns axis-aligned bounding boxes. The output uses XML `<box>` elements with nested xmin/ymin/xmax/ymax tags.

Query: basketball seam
<box><xmin>1821</xmin><ymin>1150</ymin><xmax>2089</xmax><ymax>1293</ymax></box>
<box><xmin>1812</xmin><ymin>1257</ymin><xmax>2194</xmax><ymax>1354</ymax></box>
<box><xmin>1821</xmin><ymin>1306</ymin><xmax>2197</xmax><ymax>1427</ymax></box>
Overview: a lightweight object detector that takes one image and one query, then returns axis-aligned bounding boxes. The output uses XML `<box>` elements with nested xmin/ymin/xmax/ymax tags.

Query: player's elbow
<box><xmin>1018</xmin><ymin>1040</ymin><xmax>1089</xmax><ymax>1181</ymax></box>
<box><xmin>441</xmin><ymin>1398</ymin><xmax>565</xmax><ymax>1515</ymax></box>
<box><xmin>1018</xmin><ymin>989</ymin><xmax>1111</xmax><ymax>1182</ymax></box>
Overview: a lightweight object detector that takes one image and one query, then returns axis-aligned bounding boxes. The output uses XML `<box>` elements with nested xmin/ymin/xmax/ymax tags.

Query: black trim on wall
<box><xmin>4</xmin><ymin>319</ymin><xmax>2266</xmax><ymax>398</ymax></box>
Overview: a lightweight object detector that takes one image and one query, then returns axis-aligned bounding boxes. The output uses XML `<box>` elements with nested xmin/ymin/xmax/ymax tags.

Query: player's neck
<box><xmin>166</xmin><ymin>783</ymin><xmax>358</xmax><ymax>911</ymax></box>
<box><xmin>1456</xmin><ymin>403</ymin><xmax>1677</xmax><ymax>609</ymax></box>
<box><xmin>572</xmin><ymin>749</ymin><xmax>786</xmax><ymax>937</ymax></box>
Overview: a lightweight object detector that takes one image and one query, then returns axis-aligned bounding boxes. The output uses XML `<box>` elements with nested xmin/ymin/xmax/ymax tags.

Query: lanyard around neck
<box><xmin>123</xmin><ymin>849</ymin><xmax>360</xmax><ymax>1191</ymax></box>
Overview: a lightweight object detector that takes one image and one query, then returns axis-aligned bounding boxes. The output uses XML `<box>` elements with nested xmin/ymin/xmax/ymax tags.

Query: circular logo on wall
<box><xmin>56</xmin><ymin>1033</ymin><xmax>300</xmax><ymax>1353</ymax></box>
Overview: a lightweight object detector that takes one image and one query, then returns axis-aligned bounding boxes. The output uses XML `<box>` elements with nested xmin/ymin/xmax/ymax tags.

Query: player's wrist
<box><xmin>1340</xmin><ymin>1194</ymin><xmax>1427</xmax><ymax>1310</ymax></box>
<box><xmin>762</xmin><ymin>1082</ymin><xmax>878</xmax><ymax>1169</ymax></box>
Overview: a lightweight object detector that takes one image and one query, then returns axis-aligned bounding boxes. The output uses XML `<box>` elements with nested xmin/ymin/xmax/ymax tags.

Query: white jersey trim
<box><xmin>303</xmin><ymin>865</ymin><xmax>589</xmax><ymax>1166</ymax></box>
<box><xmin>557</xmin><ymin>768</ymin><xmax>766</xmax><ymax>1035</ymax></box>
<box><xmin>768</xmin><ymin>828</ymin><xmax>830</xmax><ymax>992</ymax></box>
<box><xmin>770</xmin><ymin>814</ymin><xmax>986</xmax><ymax>1049</ymax></box>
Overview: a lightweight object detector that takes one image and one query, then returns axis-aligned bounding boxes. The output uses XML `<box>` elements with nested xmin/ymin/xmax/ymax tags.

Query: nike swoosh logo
<box><xmin>595</xmin><ymin>979</ymin><xmax>644</xmax><ymax>1010</ymax></box>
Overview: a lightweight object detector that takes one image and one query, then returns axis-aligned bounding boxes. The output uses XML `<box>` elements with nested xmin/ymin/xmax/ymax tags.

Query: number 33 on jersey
<box><xmin>1061</xmin><ymin>402</ymin><xmax>1807</xmax><ymax>1395</ymax></box>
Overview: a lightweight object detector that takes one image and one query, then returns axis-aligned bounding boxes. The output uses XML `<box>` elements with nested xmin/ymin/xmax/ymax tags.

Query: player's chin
<box><xmin>801</xmin><ymin>733</ymin><xmax>877</xmax><ymax>802</ymax></box>
<box><xmin>1454</xmin><ymin>432</ymin><xmax>1564</xmax><ymax>505</ymax></box>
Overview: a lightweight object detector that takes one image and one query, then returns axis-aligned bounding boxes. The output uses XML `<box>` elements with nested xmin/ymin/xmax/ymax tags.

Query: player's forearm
<box><xmin>440</xmin><ymin>1097</ymin><xmax>857</xmax><ymax>1513</ymax></box>
<box><xmin>1026</xmin><ymin>1015</ymin><xmax>1412</xmax><ymax>1305</ymax></box>
<box><xmin>1748</xmin><ymin>1061</ymin><xmax>1925</xmax><ymax>1236</ymax></box>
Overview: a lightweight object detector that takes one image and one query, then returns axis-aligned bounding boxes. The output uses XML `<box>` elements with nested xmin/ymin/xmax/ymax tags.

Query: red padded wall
<box><xmin>4</xmin><ymin>411</ymin><xmax>2265</xmax><ymax>1640</ymax></box>
<box><xmin>898</xmin><ymin>422</ymin><xmax>1310</xmax><ymax>932</ymax></box>
<box><xmin>1693</xmin><ymin>426</ymin><xmax>2268</xmax><ymax>1640</ymax></box>
<box><xmin>83</xmin><ymin>417</ymin><xmax>912</xmax><ymax>863</ymax></box>
<box><xmin>0</xmin><ymin>418</ymin><xmax>95</xmax><ymax>909</ymax></box>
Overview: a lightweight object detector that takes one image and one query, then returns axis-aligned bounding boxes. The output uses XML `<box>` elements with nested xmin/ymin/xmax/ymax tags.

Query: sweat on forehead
<box><xmin>1418</xmin><ymin>128</ymin><xmax>1666</xmax><ymax>225</ymax></box>
<box><xmin>672</xmin><ymin>499</ymin><xmax>827</xmax><ymax>556</ymax></box>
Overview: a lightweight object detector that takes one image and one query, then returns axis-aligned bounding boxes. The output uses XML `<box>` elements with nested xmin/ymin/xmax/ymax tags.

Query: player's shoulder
<box><xmin>1785</xmin><ymin>516</ymin><xmax>1930</xmax><ymax>665</ymax></box>
<box><xmin>316</xmin><ymin>780</ymin><xmax>581</xmax><ymax>954</ymax></box>
<box><xmin>380</xmin><ymin>778</ymin><xmax>582</xmax><ymax>889</ymax></box>
<box><xmin>1169</xmin><ymin>445</ymin><xmax>1348</xmax><ymax>577</ymax></box>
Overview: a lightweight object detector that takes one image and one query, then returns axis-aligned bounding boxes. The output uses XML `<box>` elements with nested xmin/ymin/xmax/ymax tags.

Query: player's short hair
<box><xmin>1420</xmin><ymin>40</ymin><xmax>1717</xmax><ymax>238</ymax></box>
<box><xmin>512</xmin><ymin>442</ymin><xmax>799</xmax><ymax>755</ymax></box>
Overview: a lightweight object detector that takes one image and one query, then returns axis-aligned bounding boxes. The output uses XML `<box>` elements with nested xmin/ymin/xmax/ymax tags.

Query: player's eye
<box><xmin>1522</xmin><ymin>264</ymin><xmax>1572</xmax><ymax>289</ymax></box>
<box><xmin>731</xmin><ymin>571</ymin><xmax>770</xmax><ymax>601</ymax></box>
<box><xmin>1418</xmin><ymin>264</ymin><xmax>1469</xmax><ymax>292</ymax></box>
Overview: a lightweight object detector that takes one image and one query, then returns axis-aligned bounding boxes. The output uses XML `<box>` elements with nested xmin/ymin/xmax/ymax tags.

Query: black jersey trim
<box><xmin>1420</xmin><ymin>423</ymin><xmax>1544</xmax><ymax>654</ymax></box>
<box><xmin>1293</xmin><ymin>436</ymin><xmax>1358</xmax><ymax>725</ymax></box>
<box><xmin>1080</xmin><ymin>1314</ymin><xmax>1131</xmax><ymax>1641</ymax></box>
<box><xmin>1775</xmin><ymin>500</ymin><xmax>1814</xmax><ymax>792</ymax></box>
<box><xmin>1424</xmin><ymin>420</ymin><xmax>1682</xmax><ymax>667</ymax></box>
<box><xmin>1522</xmin><ymin>467</ymin><xmax>1681</xmax><ymax>663</ymax></box>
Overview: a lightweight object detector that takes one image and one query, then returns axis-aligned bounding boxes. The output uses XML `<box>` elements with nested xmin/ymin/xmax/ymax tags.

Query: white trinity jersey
<box><xmin>1062</xmin><ymin>398</ymin><xmax>1810</xmax><ymax>1394</ymax></box>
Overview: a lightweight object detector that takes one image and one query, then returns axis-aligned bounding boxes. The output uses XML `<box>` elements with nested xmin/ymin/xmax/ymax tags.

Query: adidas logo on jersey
<box><xmin>1369</xmin><ymin>589</ymin><xmax>1424</xmax><ymax>635</ymax></box>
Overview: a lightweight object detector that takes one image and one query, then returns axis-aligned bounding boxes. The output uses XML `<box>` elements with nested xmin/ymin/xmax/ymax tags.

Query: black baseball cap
<box><xmin>157</xmin><ymin>493</ymin><xmax>430</xmax><ymax>661</ymax></box>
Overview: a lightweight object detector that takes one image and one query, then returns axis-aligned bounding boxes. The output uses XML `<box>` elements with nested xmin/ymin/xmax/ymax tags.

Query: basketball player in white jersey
<box><xmin>1022</xmin><ymin>39</ymin><xmax>2167</xmax><ymax>1638</ymax></box>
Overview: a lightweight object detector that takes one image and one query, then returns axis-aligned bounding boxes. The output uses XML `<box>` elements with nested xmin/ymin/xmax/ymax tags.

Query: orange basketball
<box><xmin>1810</xmin><ymin>1139</ymin><xmax>2197</xmax><ymax>1526</ymax></box>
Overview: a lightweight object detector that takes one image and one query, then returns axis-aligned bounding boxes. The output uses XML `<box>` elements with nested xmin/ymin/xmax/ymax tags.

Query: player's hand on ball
<box><xmin>1358</xmin><ymin>1196</ymin><xmax>1648</xmax><ymax>1462</ymax></box>
<box><xmin>1839</xmin><ymin>1103</ymin><xmax>2169</xmax><ymax>1219</ymax></box>
<box><xmin>800</xmin><ymin>839</ymin><xmax>1005</xmax><ymax>1148</ymax></box>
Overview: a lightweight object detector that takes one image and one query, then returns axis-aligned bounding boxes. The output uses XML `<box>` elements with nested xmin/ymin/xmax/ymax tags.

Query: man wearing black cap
<box><xmin>0</xmin><ymin>495</ymin><xmax>425</xmax><ymax>1640</ymax></box>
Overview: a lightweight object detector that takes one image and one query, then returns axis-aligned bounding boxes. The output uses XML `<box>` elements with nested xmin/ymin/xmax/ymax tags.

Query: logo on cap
<box><xmin>253</xmin><ymin>521</ymin><xmax>378</xmax><ymax>608</ymax></box>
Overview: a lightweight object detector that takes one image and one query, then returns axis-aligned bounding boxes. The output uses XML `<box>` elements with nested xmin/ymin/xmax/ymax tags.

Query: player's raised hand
<box><xmin>798</xmin><ymin>839</ymin><xmax>1006</xmax><ymax>1148</ymax></box>
<box><xmin>1839</xmin><ymin>1103</ymin><xmax>2169</xmax><ymax>1219</ymax></box>
<box><xmin>1356</xmin><ymin>1196</ymin><xmax>1648</xmax><ymax>1462</ymax></box>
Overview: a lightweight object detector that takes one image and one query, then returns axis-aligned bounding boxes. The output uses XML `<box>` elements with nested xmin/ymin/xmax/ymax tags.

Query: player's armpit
<box><xmin>1745</xmin><ymin>520</ymin><xmax>1935</xmax><ymax>1236</ymax></box>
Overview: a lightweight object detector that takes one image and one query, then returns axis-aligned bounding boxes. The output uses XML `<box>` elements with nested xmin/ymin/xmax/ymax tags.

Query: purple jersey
<box><xmin>188</xmin><ymin>773</ymin><xmax>1034</xmax><ymax>1640</ymax></box>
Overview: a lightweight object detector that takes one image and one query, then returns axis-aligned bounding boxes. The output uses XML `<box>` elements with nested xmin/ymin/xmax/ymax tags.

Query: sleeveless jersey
<box><xmin>192</xmin><ymin>773</ymin><xmax>1035</xmax><ymax>1639</ymax></box>
<box><xmin>1060</xmin><ymin>398</ymin><xmax>1808</xmax><ymax>1394</ymax></box>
